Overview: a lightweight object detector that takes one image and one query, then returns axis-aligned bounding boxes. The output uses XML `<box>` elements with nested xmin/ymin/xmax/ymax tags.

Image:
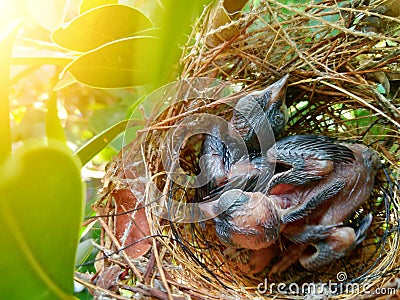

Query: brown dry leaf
<box><xmin>380</xmin><ymin>0</ymin><xmax>400</xmax><ymax>17</ymax></box>
<box><xmin>113</xmin><ymin>189</ymin><xmax>151</xmax><ymax>259</ymax></box>
<box><xmin>223</xmin><ymin>0</ymin><xmax>248</xmax><ymax>15</ymax></box>
<box><xmin>96</xmin><ymin>264</ymin><xmax>123</xmax><ymax>291</ymax></box>
<box><xmin>205</xmin><ymin>0</ymin><xmax>248</xmax><ymax>48</ymax></box>
<box><xmin>386</xmin><ymin>71</ymin><xmax>400</xmax><ymax>81</ymax></box>
<box><xmin>373</xmin><ymin>71</ymin><xmax>391</xmax><ymax>94</ymax></box>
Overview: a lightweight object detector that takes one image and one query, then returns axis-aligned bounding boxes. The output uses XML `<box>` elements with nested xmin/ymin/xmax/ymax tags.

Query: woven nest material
<box><xmin>83</xmin><ymin>0</ymin><xmax>400</xmax><ymax>299</ymax></box>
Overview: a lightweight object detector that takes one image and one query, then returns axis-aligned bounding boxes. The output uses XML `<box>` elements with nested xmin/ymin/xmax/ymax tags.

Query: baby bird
<box><xmin>200</xmin><ymin>75</ymin><xmax>289</xmax><ymax>196</ymax></box>
<box><xmin>266</xmin><ymin>135</ymin><xmax>355</xmax><ymax>194</ymax></box>
<box><xmin>230</xmin><ymin>74</ymin><xmax>289</xmax><ymax>152</ymax></box>
<box><xmin>199</xmin><ymin>136</ymin><xmax>380</xmax><ymax>272</ymax></box>
<box><xmin>199</xmin><ymin>189</ymin><xmax>281</xmax><ymax>250</ymax></box>
<box><xmin>273</xmin><ymin>142</ymin><xmax>380</xmax><ymax>272</ymax></box>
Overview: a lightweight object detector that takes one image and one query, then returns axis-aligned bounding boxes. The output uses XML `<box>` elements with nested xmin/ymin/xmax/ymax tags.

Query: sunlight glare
<box><xmin>0</xmin><ymin>0</ymin><xmax>24</xmax><ymax>36</ymax></box>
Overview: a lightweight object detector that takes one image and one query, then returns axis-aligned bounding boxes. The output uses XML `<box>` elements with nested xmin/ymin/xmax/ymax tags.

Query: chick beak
<box><xmin>262</xmin><ymin>74</ymin><xmax>289</xmax><ymax>109</ymax></box>
<box><xmin>199</xmin><ymin>189</ymin><xmax>246</xmax><ymax>220</ymax></box>
<box><xmin>198</xmin><ymin>201</ymin><xmax>217</xmax><ymax>219</ymax></box>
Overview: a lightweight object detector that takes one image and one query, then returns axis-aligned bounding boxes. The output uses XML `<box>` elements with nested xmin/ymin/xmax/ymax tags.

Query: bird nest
<box><xmin>84</xmin><ymin>0</ymin><xmax>400</xmax><ymax>299</ymax></box>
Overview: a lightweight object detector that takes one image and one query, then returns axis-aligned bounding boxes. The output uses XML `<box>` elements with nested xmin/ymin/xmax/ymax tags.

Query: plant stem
<box><xmin>0</xmin><ymin>21</ymin><xmax>22</xmax><ymax>163</ymax></box>
<box><xmin>10</xmin><ymin>57</ymin><xmax>73</xmax><ymax>67</ymax></box>
<box><xmin>46</xmin><ymin>70</ymin><xmax>67</xmax><ymax>144</ymax></box>
<box><xmin>0</xmin><ymin>62</ymin><xmax>11</xmax><ymax>164</ymax></box>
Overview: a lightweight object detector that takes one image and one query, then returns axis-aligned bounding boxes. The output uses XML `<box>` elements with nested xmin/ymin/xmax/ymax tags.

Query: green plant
<box><xmin>0</xmin><ymin>0</ymin><xmax>211</xmax><ymax>298</ymax></box>
<box><xmin>0</xmin><ymin>22</ymin><xmax>83</xmax><ymax>300</ymax></box>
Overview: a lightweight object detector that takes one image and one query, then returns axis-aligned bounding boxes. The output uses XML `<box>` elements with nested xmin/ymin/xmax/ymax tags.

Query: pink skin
<box><xmin>276</xmin><ymin>143</ymin><xmax>378</xmax><ymax>233</ymax></box>
<box><xmin>199</xmin><ymin>190</ymin><xmax>281</xmax><ymax>250</ymax></box>
<box><xmin>234</xmin><ymin>247</ymin><xmax>279</xmax><ymax>275</ymax></box>
<box><xmin>270</xmin><ymin>227</ymin><xmax>356</xmax><ymax>274</ymax></box>
<box><xmin>271</xmin><ymin>143</ymin><xmax>380</xmax><ymax>273</ymax></box>
<box><xmin>200</xmin><ymin>143</ymin><xmax>380</xmax><ymax>274</ymax></box>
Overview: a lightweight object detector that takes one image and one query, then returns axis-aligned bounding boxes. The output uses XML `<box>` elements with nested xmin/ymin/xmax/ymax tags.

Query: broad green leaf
<box><xmin>0</xmin><ymin>141</ymin><xmax>83</xmax><ymax>299</ymax></box>
<box><xmin>53</xmin><ymin>72</ymin><xmax>78</xmax><ymax>91</ymax></box>
<box><xmin>123</xmin><ymin>0</ymin><xmax>164</xmax><ymax>26</ymax></box>
<box><xmin>26</xmin><ymin>0</ymin><xmax>68</xmax><ymax>31</ymax></box>
<box><xmin>52</xmin><ymin>4</ymin><xmax>153</xmax><ymax>52</ymax></box>
<box><xmin>11</xmin><ymin>47</ymin><xmax>75</xmax><ymax>67</ymax></box>
<box><xmin>64</xmin><ymin>36</ymin><xmax>158</xmax><ymax>88</ymax></box>
<box><xmin>79</xmin><ymin>0</ymin><xmax>118</xmax><ymax>14</ymax></box>
<box><xmin>89</xmin><ymin>106</ymin><xmax>128</xmax><ymax>133</ymax></box>
<box><xmin>74</xmin><ymin>119</ymin><xmax>144</xmax><ymax>165</ymax></box>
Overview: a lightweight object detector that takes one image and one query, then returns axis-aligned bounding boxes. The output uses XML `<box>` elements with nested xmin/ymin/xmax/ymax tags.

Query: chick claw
<box><xmin>284</xmin><ymin>223</ymin><xmax>343</xmax><ymax>244</ymax></box>
<box><xmin>281</xmin><ymin>179</ymin><xmax>346</xmax><ymax>224</ymax></box>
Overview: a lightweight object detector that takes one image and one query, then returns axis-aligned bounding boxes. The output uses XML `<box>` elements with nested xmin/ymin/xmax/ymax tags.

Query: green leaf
<box><xmin>46</xmin><ymin>75</ymin><xmax>67</xmax><ymax>143</ymax></box>
<box><xmin>52</xmin><ymin>4</ymin><xmax>153</xmax><ymax>52</ymax></box>
<box><xmin>11</xmin><ymin>47</ymin><xmax>75</xmax><ymax>67</ymax></box>
<box><xmin>26</xmin><ymin>0</ymin><xmax>69</xmax><ymax>31</ymax></box>
<box><xmin>376</xmin><ymin>83</ymin><xmax>386</xmax><ymax>94</ymax></box>
<box><xmin>152</xmin><ymin>0</ymin><xmax>212</xmax><ymax>87</ymax></box>
<box><xmin>123</xmin><ymin>0</ymin><xmax>164</xmax><ymax>26</ymax></box>
<box><xmin>64</xmin><ymin>36</ymin><xmax>158</xmax><ymax>88</ymax></box>
<box><xmin>0</xmin><ymin>141</ymin><xmax>83</xmax><ymax>299</ymax></box>
<box><xmin>74</xmin><ymin>119</ymin><xmax>144</xmax><ymax>165</ymax></box>
<box><xmin>79</xmin><ymin>0</ymin><xmax>118</xmax><ymax>14</ymax></box>
<box><xmin>75</xmin><ymin>239</ymin><xmax>95</xmax><ymax>266</ymax></box>
<box><xmin>53</xmin><ymin>72</ymin><xmax>78</xmax><ymax>91</ymax></box>
<box><xmin>89</xmin><ymin>105</ymin><xmax>128</xmax><ymax>133</ymax></box>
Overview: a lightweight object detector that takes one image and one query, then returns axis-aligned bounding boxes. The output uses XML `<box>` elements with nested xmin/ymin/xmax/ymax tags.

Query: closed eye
<box><xmin>275</xmin><ymin>162</ymin><xmax>291</xmax><ymax>174</ymax></box>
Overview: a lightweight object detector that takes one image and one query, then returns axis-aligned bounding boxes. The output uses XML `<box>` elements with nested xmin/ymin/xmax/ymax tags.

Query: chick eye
<box><xmin>274</xmin><ymin>114</ymin><xmax>284</xmax><ymax>125</ymax></box>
